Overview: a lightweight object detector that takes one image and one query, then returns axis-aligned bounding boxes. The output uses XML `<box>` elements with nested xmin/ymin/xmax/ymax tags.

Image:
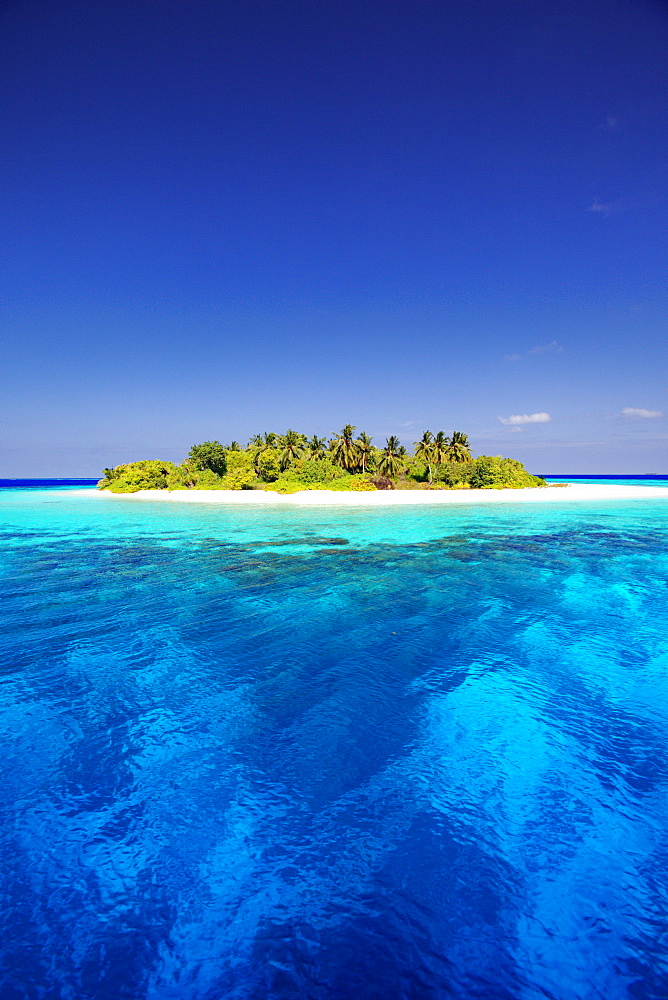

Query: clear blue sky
<box><xmin>1</xmin><ymin>0</ymin><xmax>666</xmax><ymax>475</ymax></box>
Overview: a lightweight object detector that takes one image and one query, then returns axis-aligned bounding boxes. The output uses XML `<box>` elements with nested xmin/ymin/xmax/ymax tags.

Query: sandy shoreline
<box><xmin>85</xmin><ymin>485</ymin><xmax>668</xmax><ymax>505</ymax></box>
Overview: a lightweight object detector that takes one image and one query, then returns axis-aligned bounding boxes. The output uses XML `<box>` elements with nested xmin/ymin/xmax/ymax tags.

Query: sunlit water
<box><xmin>2</xmin><ymin>487</ymin><xmax>668</xmax><ymax>1000</ymax></box>
<box><xmin>544</xmin><ymin>475</ymin><xmax>668</xmax><ymax>488</ymax></box>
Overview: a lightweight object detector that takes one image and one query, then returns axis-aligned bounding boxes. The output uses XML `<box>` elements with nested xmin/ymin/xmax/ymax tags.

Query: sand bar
<box><xmin>88</xmin><ymin>485</ymin><xmax>668</xmax><ymax>505</ymax></box>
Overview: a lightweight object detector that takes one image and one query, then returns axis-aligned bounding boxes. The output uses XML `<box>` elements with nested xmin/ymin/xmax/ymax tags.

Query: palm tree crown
<box><xmin>331</xmin><ymin>424</ymin><xmax>360</xmax><ymax>471</ymax></box>
<box><xmin>414</xmin><ymin>430</ymin><xmax>435</xmax><ymax>483</ymax></box>
<box><xmin>432</xmin><ymin>431</ymin><xmax>448</xmax><ymax>467</ymax></box>
<box><xmin>356</xmin><ymin>432</ymin><xmax>373</xmax><ymax>474</ymax></box>
<box><xmin>377</xmin><ymin>435</ymin><xmax>403</xmax><ymax>478</ymax></box>
<box><xmin>307</xmin><ymin>435</ymin><xmax>327</xmax><ymax>460</ymax></box>
<box><xmin>248</xmin><ymin>432</ymin><xmax>277</xmax><ymax>473</ymax></box>
<box><xmin>278</xmin><ymin>430</ymin><xmax>306</xmax><ymax>471</ymax></box>
<box><xmin>445</xmin><ymin>431</ymin><xmax>472</xmax><ymax>464</ymax></box>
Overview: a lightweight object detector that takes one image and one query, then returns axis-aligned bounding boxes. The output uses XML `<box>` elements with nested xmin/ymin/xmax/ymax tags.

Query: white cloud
<box><xmin>505</xmin><ymin>341</ymin><xmax>562</xmax><ymax>362</ymax></box>
<box><xmin>528</xmin><ymin>340</ymin><xmax>562</xmax><ymax>356</ymax></box>
<box><xmin>621</xmin><ymin>407</ymin><xmax>663</xmax><ymax>419</ymax></box>
<box><xmin>498</xmin><ymin>412</ymin><xmax>552</xmax><ymax>426</ymax></box>
<box><xmin>589</xmin><ymin>194</ymin><xmax>634</xmax><ymax>217</ymax></box>
<box><xmin>589</xmin><ymin>199</ymin><xmax>613</xmax><ymax>216</ymax></box>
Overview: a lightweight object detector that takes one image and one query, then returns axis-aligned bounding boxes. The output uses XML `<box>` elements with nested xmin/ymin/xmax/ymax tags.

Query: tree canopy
<box><xmin>98</xmin><ymin>425</ymin><xmax>545</xmax><ymax>493</ymax></box>
<box><xmin>187</xmin><ymin>441</ymin><xmax>227</xmax><ymax>476</ymax></box>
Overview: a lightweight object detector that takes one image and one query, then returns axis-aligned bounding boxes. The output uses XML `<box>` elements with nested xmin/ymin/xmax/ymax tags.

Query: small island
<box><xmin>98</xmin><ymin>426</ymin><xmax>545</xmax><ymax>494</ymax></box>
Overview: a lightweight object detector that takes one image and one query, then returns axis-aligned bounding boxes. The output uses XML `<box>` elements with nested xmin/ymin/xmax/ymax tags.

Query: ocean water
<box><xmin>2</xmin><ymin>487</ymin><xmax>668</xmax><ymax>1000</ymax></box>
<box><xmin>544</xmin><ymin>475</ymin><xmax>668</xmax><ymax>488</ymax></box>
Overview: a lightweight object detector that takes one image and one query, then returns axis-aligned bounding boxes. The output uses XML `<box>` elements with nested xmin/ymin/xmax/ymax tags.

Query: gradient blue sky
<box><xmin>2</xmin><ymin>0</ymin><xmax>666</xmax><ymax>476</ymax></box>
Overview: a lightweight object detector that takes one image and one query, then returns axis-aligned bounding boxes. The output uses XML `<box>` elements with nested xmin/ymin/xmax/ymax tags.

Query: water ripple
<box><xmin>1</xmin><ymin>495</ymin><xmax>668</xmax><ymax>997</ymax></box>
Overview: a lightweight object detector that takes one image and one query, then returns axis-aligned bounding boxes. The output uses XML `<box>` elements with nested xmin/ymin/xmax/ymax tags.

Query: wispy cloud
<box><xmin>600</xmin><ymin>114</ymin><xmax>620</xmax><ymax>130</ymax></box>
<box><xmin>529</xmin><ymin>340</ymin><xmax>562</xmax><ymax>356</ymax></box>
<box><xmin>504</xmin><ymin>341</ymin><xmax>562</xmax><ymax>362</ymax></box>
<box><xmin>622</xmin><ymin>407</ymin><xmax>663</xmax><ymax>419</ymax></box>
<box><xmin>589</xmin><ymin>179</ymin><xmax>664</xmax><ymax>219</ymax></box>
<box><xmin>589</xmin><ymin>194</ymin><xmax>637</xmax><ymax>217</ymax></box>
<box><xmin>498</xmin><ymin>412</ymin><xmax>552</xmax><ymax>426</ymax></box>
<box><xmin>589</xmin><ymin>198</ymin><xmax>614</xmax><ymax>217</ymax></box>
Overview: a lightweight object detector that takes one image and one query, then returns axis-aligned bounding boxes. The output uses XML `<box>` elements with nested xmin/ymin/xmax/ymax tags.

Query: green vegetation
<box><xmin>98</xmin><ymin>426</ymin><xmax>545</xmax><ymax>493</ymax></box>
<box><xmin>98</xmin><ymin>460</ymin><xmax>179</xmax><ymax>493</ymax></box>
<box><xmin>467</xmin><ymin>456</ymin><xmax>542</xmax><ymax>489</ymax></box>
<box><xmin>377</xmin><ymin>435</ymin><xmax>403</xmax><ymax>479</ymax></box>
<box><xmin>187</xmin><ymin>440</ymin><xmax>227</xmax><ymax>476</ymax></box>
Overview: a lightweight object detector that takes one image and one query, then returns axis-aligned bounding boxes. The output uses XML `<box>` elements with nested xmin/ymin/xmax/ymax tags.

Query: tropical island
<box><xmin>98</xmin><ymin>426</ymin><xmax>545</xmax><ymax>493</ymax></box>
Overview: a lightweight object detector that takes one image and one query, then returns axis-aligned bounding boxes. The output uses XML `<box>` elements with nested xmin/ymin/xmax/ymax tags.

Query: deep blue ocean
<box><xmin>2</xmin><ymin>481</ymin><xmax>668</xmax><ymax>999</ymax></box>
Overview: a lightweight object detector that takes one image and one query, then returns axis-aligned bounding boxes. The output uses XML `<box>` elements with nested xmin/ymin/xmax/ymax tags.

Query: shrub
<box><xmin>188</xmin><ymin>441</ymin><xmax>227</xmax><ymax>476</ymax></box>
<box><xmin>437</xmin><ymin>462</ymin><xmax>474</xmax><ymax>488</ymax></box>
<box><xmin>256</xmin><ymin>447</ymin><xmax>281</xmax><ymax>482</ymax></box>
<box><xmin>98</xmin><ymin>460</ymin><xmax>179</xmax><ymax>493</ymax></box>
<box><xmin>468</xmin><ymin>456</ymin><xmax>545</xmax><ymax>489</ymax></box>
<box><xmin>264</xmin><ymin>457</ymin><xmax>351</xmax><ymax>492</ymax></box>
<box><xmin>259</xmin><ymin>472</ymin><xmax>376</xmax><ymax>493</ymax></box>
<box><xmin>260</xmin><ymin>481</ymin><xmax>304</xmax><ymax>493</ymax></box>
<box><xmin>323</xmin><ymin>476</ymin><xmax>376</xmax><ymax>491</ymax></box>
<box><xmin>217</xmin><ymin>450</ymin><xmax>256</xmax><ymax>490</ymax></box>
<box><xmin>286</xmin><ymin>458</ymin><xmax>348</xmax><ymax>484</ymax></box>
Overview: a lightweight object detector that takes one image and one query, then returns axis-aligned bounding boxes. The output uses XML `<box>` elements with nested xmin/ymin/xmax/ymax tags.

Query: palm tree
<box><xmin>431</xmin><ymin>431</ymin><xmax>448</xmax><ymax>468</ymax></box>
<box><xmin>307</xmin><ymin>435</ymin><xmax>327</xmax><ymax>460</ymax></box>
<box><xmin>445</xmin><ymin>431</ymin><xmax>472</xmax><ymax>464</ymax></box>
<box><xmin>377</xmin><ymin>435</ymin><xmax>403</xmax><ymax>479</ymax></box>
<box><xmin>356</xmin><ymin>432</ymin><xmax>373</xmax><ymax>474</ymax></box>
<box><xmin>248</xmin><ymin>433</ymin><xmax>273</xmax><ymax>474</ymax></box>
<box><xmin>414</xmin><ymin>430</ymin><xmax>434</xmax><ymax>483</ymax></box>
<box><xmin>330</xmin><ymin>424</ymin><xmax>360</xmax><ymax>471</ymax></box>
<box><xmin>278</xmin><ymin>429</ymin><xmax>306</xmax><ymax>471</ymax></box>
<box><xmin>229</xmin><ymin>441</ymin><xmax>240</xmax><ymax>451</ymax></box>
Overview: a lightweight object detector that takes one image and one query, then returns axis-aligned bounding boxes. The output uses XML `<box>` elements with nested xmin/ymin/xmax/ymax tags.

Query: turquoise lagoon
<box><xmin>1</xmin><ymin>484</ymin><xmax>668</xmax><ymax>999</ymax></box>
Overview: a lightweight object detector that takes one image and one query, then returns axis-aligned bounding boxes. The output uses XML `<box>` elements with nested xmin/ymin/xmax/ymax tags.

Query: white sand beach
<box><xmin>91</xmin><ymin>484</ymin><xmax>668</xmax><ymax>505</ymax></box>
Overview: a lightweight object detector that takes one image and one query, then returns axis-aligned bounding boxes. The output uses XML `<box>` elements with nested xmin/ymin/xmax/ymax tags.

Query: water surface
<box><xmin>1</xmin><ymin>488</ymin><xmax>667</xmax><ymax>999</ymax></box>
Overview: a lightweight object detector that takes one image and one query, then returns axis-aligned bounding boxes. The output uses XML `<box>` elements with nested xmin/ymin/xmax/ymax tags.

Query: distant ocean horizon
<box><xmin>2</xmin><ymin>478</ymin><xmax>668</xmax><ymax>997</ymax></box>
<box><xmin>0</xmin><ymin>478</ymin><xmax>100</xmax><ymax>488</ymax></box>
<box><xmin>1</xmin><ymin>474</ymin><xmax>668</xmax><ymax>491</ymax></box>
<box><xmin>541</xmin><ymin>474</ymin><xmax>668</xmax><ymax>487</ymax></box>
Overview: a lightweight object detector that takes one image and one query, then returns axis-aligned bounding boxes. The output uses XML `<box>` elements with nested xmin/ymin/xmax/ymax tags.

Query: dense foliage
<box><xmin>187</xmin><ymin>441</ymin><xmax>227</xmax><ymax>476</ymax></box>
<box><xmin>98</xmin><ymin>460</ymin><xmax>179</xmax><ymax>493</ymax></box>
<box><xmin>98</xmin><ymin>427</ymin><xmax>545</xmax><ymax>493</ymax></box>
